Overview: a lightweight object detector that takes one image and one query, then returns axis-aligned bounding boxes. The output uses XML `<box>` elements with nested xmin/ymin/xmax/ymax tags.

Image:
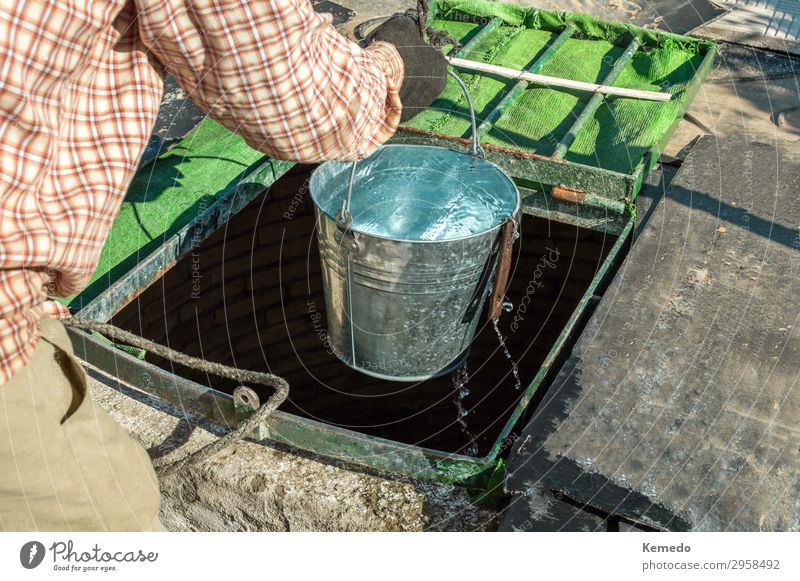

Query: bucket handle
<box><xmin>336</xmin><ymin>69</ymin><xmax>484</xmax><ymax>240</ymax></box>
<box><xmin>445</xmin><ymin>69</ymin><xmax>484</xmax><ymax>158</ymax></box>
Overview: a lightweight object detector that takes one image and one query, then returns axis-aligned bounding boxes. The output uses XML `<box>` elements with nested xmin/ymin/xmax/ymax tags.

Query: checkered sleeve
<box><xmin>135</xmin><ymin>0</ymin><xmax>405</xmax><ymax>162</ymax></box>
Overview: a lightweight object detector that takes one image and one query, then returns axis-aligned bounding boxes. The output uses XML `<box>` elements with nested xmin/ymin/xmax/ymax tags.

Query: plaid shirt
<box><xmin>0</xmin><ymin>0</ymin><xmax>404</xmax><ymax>384</ymax></box>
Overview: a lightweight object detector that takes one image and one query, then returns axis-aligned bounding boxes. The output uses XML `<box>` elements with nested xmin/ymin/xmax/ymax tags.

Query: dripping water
<box><xmin>492</xmin><ymin>319</ymin><xmax>521</xmax><ymax>390</ymax></box>
<box><xmin>451</xmin><ymin>360</ymin><xmax>479</xmax><ymax>456</ymax></box>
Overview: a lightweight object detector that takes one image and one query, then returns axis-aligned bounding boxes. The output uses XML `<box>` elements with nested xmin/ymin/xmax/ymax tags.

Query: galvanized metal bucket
<box><xmin>309</xmin><ymin>72</ymin><xmax>520</xmax><ymax>381</ymax></box>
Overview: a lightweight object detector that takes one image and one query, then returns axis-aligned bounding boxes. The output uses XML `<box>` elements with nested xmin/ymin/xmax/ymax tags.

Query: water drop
<box><xmin>451</xmin><ymin>360</ymin><xmax>479</xmax><ymax>456</ymax></box>
<box><xmin>492</xmin><ymin>320</ymin><xmax>521</xmax><ymax>390</ymax></box>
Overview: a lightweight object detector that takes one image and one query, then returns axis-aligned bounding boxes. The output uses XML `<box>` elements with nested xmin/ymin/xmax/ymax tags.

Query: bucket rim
<box><xmin>309</xmin><ymin>143</ymin><xmax>521</xmax><ymax>245</ymax></box>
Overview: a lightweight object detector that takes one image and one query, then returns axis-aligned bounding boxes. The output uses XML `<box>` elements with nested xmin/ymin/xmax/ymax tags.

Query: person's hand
<box><xmin>368</xmin><ymin>14</ymin><xmax>448</xmax><ymax>122</ymax></box>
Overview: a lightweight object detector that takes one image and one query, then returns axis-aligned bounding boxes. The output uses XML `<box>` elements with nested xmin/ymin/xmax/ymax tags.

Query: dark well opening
<box><xmin>113</xmin><ymin>164</ymin><xmax>617</xmax><ymax>456</ymax></box>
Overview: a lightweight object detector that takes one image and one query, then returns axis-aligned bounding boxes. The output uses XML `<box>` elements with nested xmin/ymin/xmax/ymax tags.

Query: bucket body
<box><xmin>310</xmin><ymin>145</ymin><xmax>519</xmax><ymax>381</ymax></box>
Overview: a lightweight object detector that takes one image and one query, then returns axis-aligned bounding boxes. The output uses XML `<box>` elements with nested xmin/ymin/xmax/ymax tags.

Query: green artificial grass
<box><xmin>407</xmin><ymin>0</ymin><xmax>711</xmax><ymax>173</ymax></box>
<box><xmin>62</xmin><ymin>118</ymin><xmax>269</xmax><ymax>311</ymax></box>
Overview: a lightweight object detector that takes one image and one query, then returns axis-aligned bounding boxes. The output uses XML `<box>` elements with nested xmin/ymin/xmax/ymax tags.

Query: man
<box><xmin>0</xmin><ymin>0</ymin><xmax>446</xmax><ymax>531</ymax></box>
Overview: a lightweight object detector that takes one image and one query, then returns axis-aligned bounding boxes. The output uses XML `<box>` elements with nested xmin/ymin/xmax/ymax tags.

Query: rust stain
<box><xmin>551</xmin><ymin>185</ymin><xmax>587</xmax><ymax>205</ymax></box>
<box><xmin>489</xmin><ymin>219</ymin><xmax>517</xmax><ymax>320</ymax></box>
<box><xmin>394</xmin><ymin>126</ymin><xmax>557</xmax><ymax>162</ymax></box>
<box><xmin>115</xmin><ymin>259</ymin><xmax>178</xmax><ymax>314</ymax></box>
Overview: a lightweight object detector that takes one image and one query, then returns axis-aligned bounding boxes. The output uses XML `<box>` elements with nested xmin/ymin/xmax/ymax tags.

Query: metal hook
<box><xmin>337</xmin><ymin>161</ymin><xmax>357</xmax><ymax>228</ymax></box>
<box><xmin>335</xmin><ymin>160</ymin><xmax>360</xmax><ymax>253</ymax></box>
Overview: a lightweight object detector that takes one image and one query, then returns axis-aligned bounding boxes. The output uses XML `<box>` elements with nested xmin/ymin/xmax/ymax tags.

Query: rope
<box><xmin>63</xmin><ymin>318</ymin><xmax>289</xmax><ymax>477</ymax></box>
<box><xmin>415</xmin><ymin>0</ymin><xmax>461</xmax><ymax>50</ymax></box>
<box><xmin>354</xmin><ymin>3</ymin><xmax>461</xmax><ymax>50</ymax></box>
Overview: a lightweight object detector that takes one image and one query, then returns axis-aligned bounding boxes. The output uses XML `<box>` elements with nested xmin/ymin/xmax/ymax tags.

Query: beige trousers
<box><xmin>0</xmin><ymin>318</ymin><xmax>163</xmax><ymax>531</ymax></box>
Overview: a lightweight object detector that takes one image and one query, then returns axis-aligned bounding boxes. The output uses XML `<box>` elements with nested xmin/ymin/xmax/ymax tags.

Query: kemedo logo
<box><xmin>20</xmin><ymin>541</ymin><xmax>46</xmax><ymax>569</ymax></box>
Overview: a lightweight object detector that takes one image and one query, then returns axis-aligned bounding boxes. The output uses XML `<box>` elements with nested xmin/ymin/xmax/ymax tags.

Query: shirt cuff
<box><xmin>365</xmin><ymin>41</ymin><xmax>404</xmax><ymax>93</ymax></box>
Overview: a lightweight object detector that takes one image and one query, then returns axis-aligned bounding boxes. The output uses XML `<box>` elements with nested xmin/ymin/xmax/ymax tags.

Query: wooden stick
<box><xmin>447</xmin><ymin>57</ymin><xmax>673</xmax><ymax>102</ymax></box>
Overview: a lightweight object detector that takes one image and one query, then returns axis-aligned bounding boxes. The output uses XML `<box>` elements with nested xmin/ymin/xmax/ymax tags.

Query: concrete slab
<box><xmin>518</xmin><ymin>0</ymin><xmax>728</xmax><ymax>34</ymax></box>
<box><xmin>501</xmin><ymin>135</ymin><xmax>800</xmax><ymax>531</ymax></box>
<box><xmin>85</xmin><ymin>366</ymin><xmax>501</xmax><ymax>531</ymax></box>
<box><xmin>139</xmin><ymin>76</ymin><xmax>205</xmax><ymax>170</ymax></box>
<box><xmin>702</xmin><ymin>0</ymin><xmax>800</xmax><ymax>55</ymax></box>
<box><xmin>664</xmin><ymin>42</ymin><xmax>800</xmax><ymax>161</ymax></box>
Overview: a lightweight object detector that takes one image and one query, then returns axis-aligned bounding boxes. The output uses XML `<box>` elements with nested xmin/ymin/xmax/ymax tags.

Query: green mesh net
<box><xmin>405</xmin><ymin>0</ymin><xmax>712</xmax><ymax>175</ymax></box>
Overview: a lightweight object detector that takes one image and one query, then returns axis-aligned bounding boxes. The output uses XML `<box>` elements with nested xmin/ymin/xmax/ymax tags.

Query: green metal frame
<box><xmin>452</xmin><ymin>17</ymin><xmax>502</xmax><ymax>58</ymax></box>
<box><xmin>551</xmin><ymin>37</ymin><xmax>642</xmax><ymax>160</ymax></box>
<box><xmin>477</xmin><ymin>25</ymin><xmax>575</xmax><ymax>138</ymax></box>
<box><xmin>69</xmin><ymin>205</ymin><xmax>633</xmax><ymax>487</ymax></box>
<box><xmin>67</xmin><ymin>123</ymin><xmax>635</xmax><ymax>488</ymax></box>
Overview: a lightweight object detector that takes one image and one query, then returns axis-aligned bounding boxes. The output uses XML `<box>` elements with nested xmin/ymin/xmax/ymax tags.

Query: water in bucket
<box><xmin>311</xmin><ymin>146</ymin><xmax>519</xmax><ymax>242</ymax></box>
